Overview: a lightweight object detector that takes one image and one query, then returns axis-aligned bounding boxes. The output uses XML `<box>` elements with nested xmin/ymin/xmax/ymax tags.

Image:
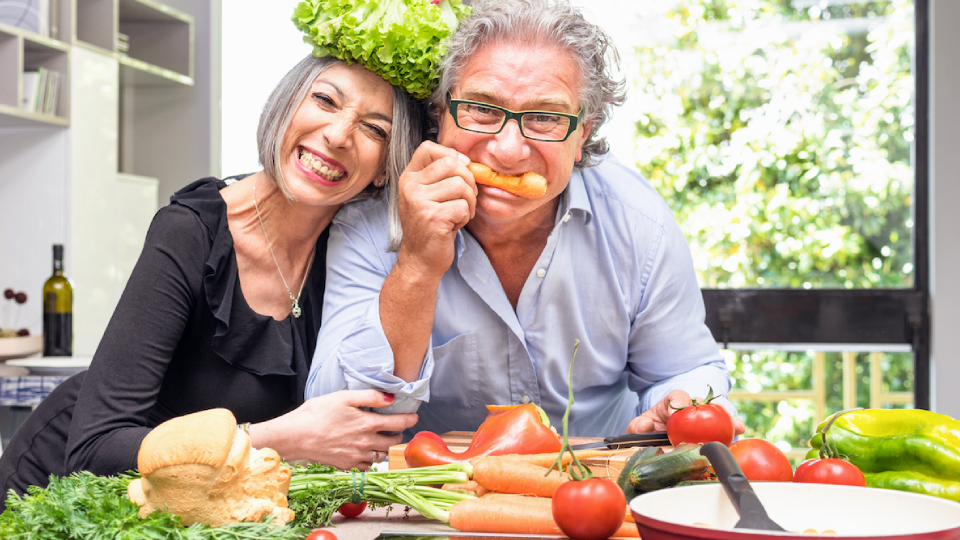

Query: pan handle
<box><xmin>701</xmin><ymin>441</ymin><xmax>749</xmax><ymax>516</ymax></box>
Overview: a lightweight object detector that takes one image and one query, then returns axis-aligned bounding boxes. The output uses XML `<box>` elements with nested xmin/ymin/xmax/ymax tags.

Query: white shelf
<box><xmin>118</xmin><ymin>0</ymin><xmax>193</xmax><ymax>85</ymax></box>
<box><xmin>0</xmin><ymin>22</ymin><xmax>70</xmax><ymax>126</ymax></box>
<box><xmin>119</xmin><ymin>55</ymin><xmax>193</xmax><ymax>87</ymax></box>
<box><xmin>0</xmin><ymin>104</ymin><xmax>69</xmax><ymax>127</ymax></box>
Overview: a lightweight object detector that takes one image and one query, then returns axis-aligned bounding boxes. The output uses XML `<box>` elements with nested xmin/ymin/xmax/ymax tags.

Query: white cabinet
<box><xmin>0</xmin><ymin>0</ymin><xmax>216</xmax><ymax>356</ymax></box>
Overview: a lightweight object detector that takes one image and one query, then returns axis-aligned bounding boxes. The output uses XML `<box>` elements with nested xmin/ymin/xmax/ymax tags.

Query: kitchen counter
<box><xmin>310</xmin><ymin>504</ymin><xmax>458</xmax><ymax>540</ymax></box>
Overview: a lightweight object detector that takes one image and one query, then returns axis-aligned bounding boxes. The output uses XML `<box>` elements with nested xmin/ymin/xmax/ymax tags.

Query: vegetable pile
<box><xmin>292</xmin><ymin>0</ymin><xmax>471</xmax><ymax>99</ymax></box>
<box><xmin>440</xmin><ymin>341</ymin><xmax>637</xmax><ymax>540</ymax></box>
<box><xmin>0</xmin><ymin>462</ymin><xmax>476</xmax><ymax>539</ymax></box>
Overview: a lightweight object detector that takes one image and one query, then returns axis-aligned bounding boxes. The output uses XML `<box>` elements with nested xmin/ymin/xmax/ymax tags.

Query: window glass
<box><xmin>628</xmin><ymin>0</ymin><xmax>916</xmax><ymax>289</ymax></box>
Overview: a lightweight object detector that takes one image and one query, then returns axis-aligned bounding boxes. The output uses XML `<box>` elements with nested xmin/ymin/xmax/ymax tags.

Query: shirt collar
<box><xmin>560</xmin><ymin>168</ymin><xmax>594</xmax><ymax>226</ymax></box>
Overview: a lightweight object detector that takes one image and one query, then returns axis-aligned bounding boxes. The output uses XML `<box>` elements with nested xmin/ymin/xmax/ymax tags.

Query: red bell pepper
<box><xmin>404</xmin><ymin>403</ymin><xmax>562</xmax><ymax>467</ymax></box>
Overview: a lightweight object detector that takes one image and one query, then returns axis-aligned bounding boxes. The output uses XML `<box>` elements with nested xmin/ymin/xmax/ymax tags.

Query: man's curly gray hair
<box><xmin>429</xmin><ymin>0</ymin><xmax>626</xmax><ymax>169</ymax></box>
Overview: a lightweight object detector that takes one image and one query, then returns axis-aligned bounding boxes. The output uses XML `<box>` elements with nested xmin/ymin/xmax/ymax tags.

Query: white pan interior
<box><xmin>630</xmin><ymin>482</ymin><xmax>960</xmax><ymax>537</ymax></box>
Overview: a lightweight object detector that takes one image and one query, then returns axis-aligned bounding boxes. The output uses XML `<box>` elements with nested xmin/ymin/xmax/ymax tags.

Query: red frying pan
<box><xmin>630</xmin><ymin>482</ymin><xmax>960</xmax><ymax>540</ymax></box>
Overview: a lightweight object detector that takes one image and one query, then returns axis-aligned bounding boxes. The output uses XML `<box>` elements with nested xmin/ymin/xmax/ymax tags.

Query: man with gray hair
<box><xmin>307</xmin><ymin>0</ymin><xmax>746</xmax><ymax>438</ymax></box>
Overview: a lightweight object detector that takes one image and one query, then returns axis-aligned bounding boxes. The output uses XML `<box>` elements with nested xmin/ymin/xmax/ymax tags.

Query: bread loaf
<box><xmin>127</xmin><ymin>408</ymin><xmax>295</xmax><ymax>527</ymax></box>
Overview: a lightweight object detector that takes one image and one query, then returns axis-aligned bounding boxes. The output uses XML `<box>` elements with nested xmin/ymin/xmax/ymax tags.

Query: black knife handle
<box><xmin>603</xmin><ymin>431</ymin><xmax>671</xmax><ymax>448</ymax></box>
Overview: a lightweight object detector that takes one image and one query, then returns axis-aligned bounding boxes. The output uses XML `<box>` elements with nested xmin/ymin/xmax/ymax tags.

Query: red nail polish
<box><xmin>382</xmin><ymin>392</ymin><xmax>395</xmax><ymax>403</ymax></box>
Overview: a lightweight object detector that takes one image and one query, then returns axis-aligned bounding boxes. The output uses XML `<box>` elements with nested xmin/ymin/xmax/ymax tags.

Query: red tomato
<box><xmin>794</xmin><ymin>458</ymin><xmax>866</xmax><ymax>486</ymax></box>
<box><xmin>305</xmin><ymin>530</ymin><xmax>338</xmax><ymax>540</ymax></box>
<box><xmin>552</xmin><ymin>477</ymin><xmax>626</xmax><ymax>540</ymax></box>
<box><xmin>337</xmin><ymin>501</ymin><xmax>368</xmax><ymax>518</ymax></box>
<box><xmin>728</xmin><ymin>438</ymin><xmax>794</xmax><ymax>482</ymax></box>
<box><xmin>666</xmin><ymin>391</ymin><xmax>735</xmax><ymax>446</ymax></box>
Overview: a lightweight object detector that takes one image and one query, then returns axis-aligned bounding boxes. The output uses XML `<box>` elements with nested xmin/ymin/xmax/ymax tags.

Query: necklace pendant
<box><xmin>291</xmin><ymin>300</ymin><xmax>302</xmax><ymax>318</ymax></box>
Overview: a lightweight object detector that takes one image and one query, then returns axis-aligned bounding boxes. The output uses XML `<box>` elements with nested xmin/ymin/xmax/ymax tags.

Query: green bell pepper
<box><xmin>808</xmin><ymin>409</ymin><xmax>960</xmax><ymax>501</ymax></box>
<box><xmin>813</xmin><ymin>408</ymin><xmax>960</xmax><ymax>449</ymax></box>
<box><xmin>864</xmin><ymin>471</ymin><xmax>960</xmax><ymax>502</ymax></box>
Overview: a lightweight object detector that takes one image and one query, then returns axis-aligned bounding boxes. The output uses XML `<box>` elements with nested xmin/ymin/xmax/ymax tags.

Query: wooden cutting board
<box><xmin>388</xmin><ymin>431</ymin><xmax>650</xmax><ymax>479</ymax></box>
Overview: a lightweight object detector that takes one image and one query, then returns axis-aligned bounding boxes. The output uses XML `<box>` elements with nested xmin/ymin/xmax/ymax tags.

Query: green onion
<box><xmin>287</xmin><ymin>462</ymin><xmax>476</xmax><ymax>527</ymax></box>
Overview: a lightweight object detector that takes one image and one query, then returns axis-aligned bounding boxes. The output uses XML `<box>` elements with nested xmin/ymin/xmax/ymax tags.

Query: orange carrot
<box><xmin>448</xmin><ymin>494</ymin><xmax>562</xmax><ymax>535</ymax></box>
<box><xmin>472</xmin><ymin>455</ymin><xmax>567</xmax><ymax>497</ymax></box>
<box><xmin>450</xmin><ymin>493</ymin><xmax>639</xmax><ymax>537</ymax></box>
<box><xmin>468</xmin><ymin>162</ymin><xmax>547</xmax><ymax>198</ymax></box>
<box><xmin>613</xmin><ymin>520</ymin><xmax>641</xmax><ymax>538</ymax></box>
<box><xmin>480</xmin><ymin>448</ymin><xmax>629</xmax><ymax>469</ymax></box>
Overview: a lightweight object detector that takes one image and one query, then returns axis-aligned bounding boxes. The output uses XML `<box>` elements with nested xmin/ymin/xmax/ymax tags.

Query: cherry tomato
<box><xmin>552</xmin><ymin>477</ymin><xmax>626</xmax><ymax>540</ymax></box>
<box><xmin>305</xmin><ymin>530</ymin><xmax>338</xmax><ymax>540</ymax></box>
<box><xmin>666</xmin><ymin>388</ymin><xmax>735</xmax><ymax>446</ymax></box>
<box><xmin>794</xmin><ymin>458</ymin><xmax>866</xmax><ymax>486</ymax></box>
<box><xmin>728</xmin><ymin>438</ymin><xmax>794</xmax><ymax>482</ymax></box>
<box><xmin>337</xmin><ymin>501</ymin><xmax>368</xmax><ymax>518</ymax></box>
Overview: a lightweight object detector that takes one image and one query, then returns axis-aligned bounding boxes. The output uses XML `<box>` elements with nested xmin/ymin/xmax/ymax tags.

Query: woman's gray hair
<box><xmin>429</xmin><ymin>0</ymin><xmax>626</xmax><ymax>169</ymax></box>
<box><xmin>257</xmin><ymin>54</ymin><xmax>424</xmax><ymax>238</ymax></box>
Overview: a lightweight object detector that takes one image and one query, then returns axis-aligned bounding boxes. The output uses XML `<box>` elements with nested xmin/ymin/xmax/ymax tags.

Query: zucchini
<box><xmin>617</xmin><ymin>446</ymin><xmax>664</xmax><ymax>500</ymax></box>
<box><xmin>618</xmin><ymin>443</ymin><xmax>711</xmax><ymax>498</ymax></box>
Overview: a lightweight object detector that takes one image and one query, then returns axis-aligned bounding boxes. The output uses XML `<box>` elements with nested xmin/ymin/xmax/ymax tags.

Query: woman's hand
<box><xmin>250</xmin><ymin>390</ymin><xmax>418</xmax><ymax>470</ymax></box>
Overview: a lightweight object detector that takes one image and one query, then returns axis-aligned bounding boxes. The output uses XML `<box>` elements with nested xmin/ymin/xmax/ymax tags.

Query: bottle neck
<box><xmin>52</xmin><ymin>245</ymin><xmax>64</xmax><ymax>276</ymax></box>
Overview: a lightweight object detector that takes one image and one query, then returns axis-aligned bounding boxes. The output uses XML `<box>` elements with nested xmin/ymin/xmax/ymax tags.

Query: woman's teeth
<box><xmin>299</xmin><ymin>148</ymin><xmax>345</xmax><ymax>181</ymax></box>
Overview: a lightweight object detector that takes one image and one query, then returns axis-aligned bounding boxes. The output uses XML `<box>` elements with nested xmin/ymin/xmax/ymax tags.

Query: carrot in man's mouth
<box><xmin>468</xmin><ymin>162</ymin><xmax>547</xmax><ymax>198</ymax></box>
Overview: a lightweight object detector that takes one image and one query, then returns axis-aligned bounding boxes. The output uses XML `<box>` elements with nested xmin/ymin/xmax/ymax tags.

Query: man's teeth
<box><xmin>299</xmin><ymin>148</ymin><xmax>345</xmax><ymax>180</ymax></box>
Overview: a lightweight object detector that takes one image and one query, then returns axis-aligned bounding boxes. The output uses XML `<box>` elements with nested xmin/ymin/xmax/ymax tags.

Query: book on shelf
<box><xmin>42</xmin><ymin>70</ymin><xmax>60</xmax><ymax>115</ymax></box>
<box><xmin>22</xmin><ymin>71</ymin><xmax>39</xmax><ymax>111</ymax></box>
<box><xmin>21</xmin><ymin>67</ymin><xmax>60</xmax><ymax>115</ymax></box>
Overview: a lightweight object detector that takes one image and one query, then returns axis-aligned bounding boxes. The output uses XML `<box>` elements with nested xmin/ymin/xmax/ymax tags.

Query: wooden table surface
<box><xmin>311</xmin><ymin>504</ymin><xmax>455</xmax><ymax>540</ymax></box>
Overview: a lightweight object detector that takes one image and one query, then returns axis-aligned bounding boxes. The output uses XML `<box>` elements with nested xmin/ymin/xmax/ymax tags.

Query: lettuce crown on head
<box><xmin>293</xmin><ymin>0</ymin><xmax>471</xmax><ymax>100</ymax></box>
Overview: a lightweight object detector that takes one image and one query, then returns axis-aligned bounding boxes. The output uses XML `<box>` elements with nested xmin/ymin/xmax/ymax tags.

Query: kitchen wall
<box><xmin>930</xmin><ymin>0</ymin><xmax>960</xmax><ymax>417</ymax></box>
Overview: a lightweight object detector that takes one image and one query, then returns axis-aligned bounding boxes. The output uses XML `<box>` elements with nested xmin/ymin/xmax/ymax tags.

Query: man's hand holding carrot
<box><xmin>382</xmin><ymin>142</ymin><xmax>476</xmax><ymax>382</ymax></box>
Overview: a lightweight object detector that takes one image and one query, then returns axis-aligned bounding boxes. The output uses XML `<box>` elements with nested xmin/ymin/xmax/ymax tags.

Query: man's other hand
<box><xmin>626</xmin><ymin>389</ymin><xmax>747</xmax><ymax>435</ymax></box>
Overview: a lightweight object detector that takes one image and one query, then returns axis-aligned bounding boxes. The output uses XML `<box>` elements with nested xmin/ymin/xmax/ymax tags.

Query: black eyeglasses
<box><xmin>447</xmin><ymin>94</ymin><xmax>582</xmax><ymax>142</ymax></box>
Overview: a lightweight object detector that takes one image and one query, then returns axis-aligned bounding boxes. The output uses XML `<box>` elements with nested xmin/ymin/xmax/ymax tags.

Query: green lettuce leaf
<box><xmin>292</xmin><ymin>0</ymin><xmax>470</xmax><ymax>99</ymax></box>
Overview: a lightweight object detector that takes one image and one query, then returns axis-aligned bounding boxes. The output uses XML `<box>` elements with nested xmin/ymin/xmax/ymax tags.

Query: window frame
<box><xmin>699</xmin><ymin>0</ymin><xmax>930</xmax><ymax>410</ymax></box>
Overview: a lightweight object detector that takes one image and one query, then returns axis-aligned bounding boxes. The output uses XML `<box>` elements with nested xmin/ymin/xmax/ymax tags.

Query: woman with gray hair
<box><xmin>0</xmin><ymin>54</ymin><xmax>425</xmax><ymax>509</ymax></box>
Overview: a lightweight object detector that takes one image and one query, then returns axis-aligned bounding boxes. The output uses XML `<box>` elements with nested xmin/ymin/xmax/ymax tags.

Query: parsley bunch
<box><xmin>0</xmin><ymin>472</ymin><xmax>308</xmax><ymax>540</ymax></box>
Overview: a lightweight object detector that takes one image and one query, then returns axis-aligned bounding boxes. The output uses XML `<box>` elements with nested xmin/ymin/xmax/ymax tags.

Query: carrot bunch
<box><xmin>445</xmin><ymin>452</ymin><xmax>639</xmax><ymax>538</ymax></box>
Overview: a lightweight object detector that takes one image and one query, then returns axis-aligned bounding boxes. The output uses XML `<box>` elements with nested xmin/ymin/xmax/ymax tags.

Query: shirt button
<box><xmin>521</xmin><ymin>395</ymin><xmax>531</xmax><ymax>404</ymax></box>
<box><xmin>536</xmin><ymin>268</ymin><xmax>546</xmax><ymax>278</ymax></box>
<box><xmin>563</xmin><ymin>214</ymin><xmax>571</xmax><ymax>223</ymax></box>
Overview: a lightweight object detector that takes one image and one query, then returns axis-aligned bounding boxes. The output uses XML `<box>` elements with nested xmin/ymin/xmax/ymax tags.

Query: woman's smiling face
<box><xmin>280</xmin><ymin>61</ymin><xmax>394</xmax><ymax>205</ymax></box>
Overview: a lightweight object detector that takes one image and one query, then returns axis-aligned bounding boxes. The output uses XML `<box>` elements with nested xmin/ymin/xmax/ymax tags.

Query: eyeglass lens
<box><xmin>455</xmin><ymin>102</ymin><xmax>571</xmax><ymax>141</ymax></box>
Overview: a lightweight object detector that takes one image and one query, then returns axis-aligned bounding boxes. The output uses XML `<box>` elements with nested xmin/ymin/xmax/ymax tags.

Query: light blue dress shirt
<box><xmin>307</xmin><ymin>155</ymin><xmax>734</xmax><ymax>438</ymax></box>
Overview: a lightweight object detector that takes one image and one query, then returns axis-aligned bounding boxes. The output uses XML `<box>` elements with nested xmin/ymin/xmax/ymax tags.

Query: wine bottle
<box><xmin>43</xmin><ymin>244</ymin><xmax>72</xmax><ymax>356</ymax></box>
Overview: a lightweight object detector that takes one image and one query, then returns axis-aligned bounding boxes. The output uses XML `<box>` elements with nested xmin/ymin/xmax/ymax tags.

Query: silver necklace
<box><xmin>252</xmin><ymin>175</ymin><xmax>315</xmax><ymax>318</ymax></box>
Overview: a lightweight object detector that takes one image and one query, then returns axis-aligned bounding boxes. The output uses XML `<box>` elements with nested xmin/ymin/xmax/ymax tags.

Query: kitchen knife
<box><xmin>379</xmin><ymin>531</ymin><xmax>566</xmax><ymax>539</ymax></box>
<box><xmin>568</xmin><ymin>431</ymin><xmax>670</xmax><ymax>450</ymax></box>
